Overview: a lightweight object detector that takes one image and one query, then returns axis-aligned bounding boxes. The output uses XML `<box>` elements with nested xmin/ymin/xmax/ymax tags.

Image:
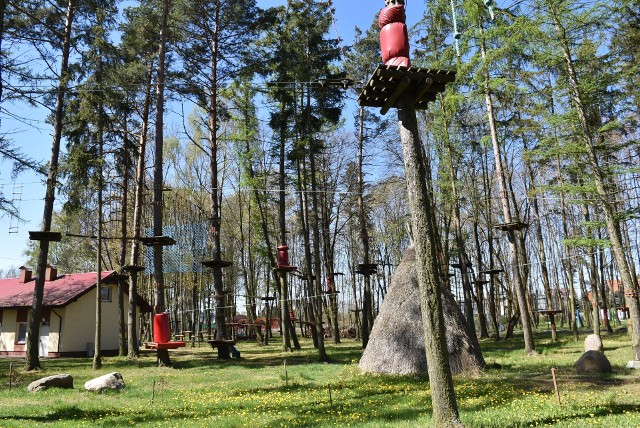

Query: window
<box><xmin>16</xmin><ymin>323</ymin><xmax>27</xmax><ymax>344</ymax></box>
<box><xmin>16</xmin><ymin>309</ymin><xmax>28</xmax><ymax>344</ymax></box>
<box><xmin>101</xmin><ymin>286</ymin><xmax>112</xmax><ymax>302</ymax></box>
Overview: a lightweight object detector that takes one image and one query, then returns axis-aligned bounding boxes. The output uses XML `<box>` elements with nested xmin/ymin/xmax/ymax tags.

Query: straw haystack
<box><xmin>359</xmin><ymin>247</ymin><xmax>485</xmax><ymax>376</ymax></box>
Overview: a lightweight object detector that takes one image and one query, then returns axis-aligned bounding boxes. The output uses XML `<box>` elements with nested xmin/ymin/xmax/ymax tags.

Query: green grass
<box><xmin>1</xmin><ymin>328</ymin><xmax>639</xmax><ymax>427</ymax></box>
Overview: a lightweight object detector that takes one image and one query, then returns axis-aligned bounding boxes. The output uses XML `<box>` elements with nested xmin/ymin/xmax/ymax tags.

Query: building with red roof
<box><xmin>0</xmin><ymin>266</ymin><xmax>151</xmax><ymax>357</ymax></box>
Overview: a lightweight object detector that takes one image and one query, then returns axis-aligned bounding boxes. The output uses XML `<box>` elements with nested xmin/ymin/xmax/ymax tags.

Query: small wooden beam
<box><xmin>381</xmin><ymin>77</ymin><xmax>410</xmax><ymax>115</ymax></box>
<box><xmin>413</xmin><ymin>78</ymin><xmax>433</xmax><ymax>105</ymax></box>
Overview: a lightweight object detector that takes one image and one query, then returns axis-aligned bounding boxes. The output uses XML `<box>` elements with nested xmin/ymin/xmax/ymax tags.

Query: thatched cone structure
<box><xmin>359</xmin><ymin>247</ymin><xmax>485</xmax><ymax>375</ymax></box>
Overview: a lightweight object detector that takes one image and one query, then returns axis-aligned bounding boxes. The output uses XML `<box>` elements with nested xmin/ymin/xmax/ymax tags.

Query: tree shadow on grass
<box><xmin>492</xmin><ymin>403</ymin><xmax>640</xmax><ymax>428</ymax></box>
<box><xmin>0</xmin><ymin>406</ymin><xmax>124</xmax><ymax>423</ymax></box>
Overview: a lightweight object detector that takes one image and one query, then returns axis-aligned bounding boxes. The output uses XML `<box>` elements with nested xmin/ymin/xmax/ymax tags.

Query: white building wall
<box><xmin>0</xmin><ymin>309</ymin><xmax>16</xmax><ymax>352</ymax></box>
<box><xmin>60</xmin><ymin>284</ymin><xmax>127</xmax><ymax>353</ymax></box>
<box><xmin>1</xmin><ymin>283</ymin><xmax>142</xmax><ymax>356</ymax></box>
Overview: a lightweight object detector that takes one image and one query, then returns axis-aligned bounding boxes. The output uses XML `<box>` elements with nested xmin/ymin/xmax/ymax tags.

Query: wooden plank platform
<box><xmin>28</xmin><ymin>231</ymin><xmax>62</xmax><ymax>242</ymax></box>
<box><xmin>356</xmin><ymin>263</ymin><xmax>378</xmax><ymax>275</ymax></box>
<box><xmin>207</xmin><ymin>339</ymin><xmax>236</xmax><ymax>349</ymax></box>
<box><xmin>450</xmin><ymin>262</ymin><xmax>472</xmax><ymax>269</ymax></box>
<box><xmin>479</xmin><ymin>269</ymin><xmax>504</xmax><ymax>275</ymax></box>
<box><xmin>492</xmin><ymin>222</ymin><xmax>529</xmax><ymax>232</ymax></box>
<box><xmin>139</xmin><ymin>236</ymin><xmax>176</xmax><ymax>246</ymax></box>
<box><xmin>122</xmin><ymin>265</ymin><xmax>145</xmax><ymax>272</ymax></box>
<box><xmin>202</xmin><ymin>260</ymin><xmax>233</xmax><ymax>269</ymax></box>
<box><xmin>145</xmin><ymin>341</ymin><xmax>186</xmax><ymax>350</ymax></box>
<box><xmin>357</xmin><ymin>65</ymin><xmax>456</xmax><ymax>114</ymax></box>
<box><xmin>538</xmin><ymin>309</ymin><xmax>562</xmax><ymax>316</ymax></box>
<box><xmin>101</xmin><ymin>273</ymin><xmax>129</xmax><ymax>284</ymax></box>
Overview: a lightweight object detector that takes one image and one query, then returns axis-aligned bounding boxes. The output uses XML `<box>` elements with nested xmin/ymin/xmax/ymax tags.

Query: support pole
<box><xmin>396</xmin><ymin>91</ymin><xmax>462</xmax><ymax>427</ymax></box>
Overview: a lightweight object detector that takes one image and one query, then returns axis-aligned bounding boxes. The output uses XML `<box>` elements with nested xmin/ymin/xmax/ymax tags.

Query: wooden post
<box><xmin>284</xmin><ymin>360</ymin><xmax>288</xmax><ymax>387</ymax></box>
<box><xmin>551</xmin><ymin>368</ymin><xmax>561</xmax><ymax>405</ymax></box>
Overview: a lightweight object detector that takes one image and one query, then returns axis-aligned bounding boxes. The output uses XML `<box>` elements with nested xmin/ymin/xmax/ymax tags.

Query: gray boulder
<box><xmin>584</xmin><ymin>334</ymin><xmax>603</xmax><ymax>352</ymax></box>
<box><xmin>84</xmin><ymin>372</ymin><xmax>125</xmax><ymax>392</ymax></box>
<box><xmin>575</xmin><ymin>350</ymin><xmax>612</xmax><ymax>374</ymax></box>
<box><xmin>27</xmin><ymin>374</ymin><xmax>74</xmax><ymax>392</ymax></box>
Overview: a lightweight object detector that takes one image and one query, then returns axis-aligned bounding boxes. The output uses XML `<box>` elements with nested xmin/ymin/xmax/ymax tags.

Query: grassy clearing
<box><xmin>1</xmin><ymin>328</ymin><xmax>639</xmax><ymax>427</ymax></box>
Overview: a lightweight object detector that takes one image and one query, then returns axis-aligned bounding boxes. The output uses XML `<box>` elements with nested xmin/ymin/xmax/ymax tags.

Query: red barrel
<box><xmin>277</xmin><ymin>245</ymin><xmax>290</xmax><ymax>267</ymax></box>
<box><xmin>153</xmin><ymin>313</ymin><xmax>170</xmax><ymax>343</ymax></box>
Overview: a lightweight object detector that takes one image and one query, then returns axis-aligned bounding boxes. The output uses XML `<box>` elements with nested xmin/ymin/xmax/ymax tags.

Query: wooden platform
<box><xmin>207</xmin><ymin>339</ymin><xmax>236</xmax><ymax>349</ymax></box>
<box><xmin>492</xmin><ymin>222</ymin><xmax>529</xmax><ymax>232</ymax></box>
<box><xmin>139</xmin><ymin>236</ymin><xmax>176</xmax><ymax>246</ymax></box>
<box><xmin>538</xmin><ymin>309</ymin><xmax>562</xmax><ymax>316</ymax></box>
<box><xmin>145</xmin><ymin>341</ymin><xmax>186</xmax><ymax>350</ymax></box>
<box><xmin>101</xmin><ymin>273</ymin><xmax>129</xmax><ymax>284</ymax></box>
<box><xmin>202</xmin><ymin>260</ymin><xmax>233</xmax><ymax>269</ymax></box>
<box><xmin>28</xmin><ymin>231</ymin><xmax>62</xmax><ymax>242</ymax></box>
<box><xmin>122</xmin><ymin>264</ymin><xmax>145</xmax><ymax>273</ymax></box>
<box><xmin>356</xmin><ymin>263</ymin><xmax>378</xmax><ymax>275</ymax></box>
<box><xmin>358</xmin><ymin>65</ymin><xmax>456</xmax><ymax>115</ymax></box>
<box><xmin>450</xmin><ymin>262</ymin><xmax>472</xmax><ymax>269</ymax></box>
<box><xmin>479</xmin><ymin>269</ymin><xmax>504</xmax><ymax>275</ymax></box>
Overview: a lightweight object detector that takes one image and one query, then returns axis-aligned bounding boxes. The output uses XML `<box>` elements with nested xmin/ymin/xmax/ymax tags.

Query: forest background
<box><xmin>0</xmin><ymin>0</ymin><xmax>638</xmax><ymax>348</ymax></box>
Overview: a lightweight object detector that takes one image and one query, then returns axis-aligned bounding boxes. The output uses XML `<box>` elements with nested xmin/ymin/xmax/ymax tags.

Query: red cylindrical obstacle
<box><xmin>277</xmin><ymin>245</ymin><xmax>290</xmax><ymax>267</ymax></box>
<box><xmin>326</xmin><ymin>275</ymin><xmax>335</xmax><ymax>293</ymax></box>
<box><xmin>379</xmin><ymin>3</ymin><xmax>411</xmax><ymax>67</ymax></box>
<box><xmin>153</xmin><ymin>313</ymin><xmax>171</xmax><ymax>344</ymax></box>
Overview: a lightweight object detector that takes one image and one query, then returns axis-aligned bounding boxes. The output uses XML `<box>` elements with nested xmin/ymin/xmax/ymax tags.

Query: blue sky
<box><xmin>0</xmin><ymin>1</ymin><xmax>428</xmax><ymax>272</ymax></box>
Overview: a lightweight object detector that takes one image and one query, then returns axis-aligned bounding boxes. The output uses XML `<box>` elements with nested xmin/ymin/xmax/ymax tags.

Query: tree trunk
<box><xmin>357</xmin><ymin>107</ymin><xmax>373</xmax><ymax>348</ymax></box>
<box><xmin>206</xmin><ymin>2</ymin><xmax>230</xmax><ymax>360</ymax></box>
<box><xmin>480</xmin><ymin>27</ymin><xmax>534</xmax><ymax>354</ymax></box>
<box><xmin>25</xmin><ymin>0</ymin><xmax>75</xmax><ymax>371</ymax></box>
<box><xmin>127</xmin><ymin>63</ymin><xmax>153</xmax><ymax>359</ymax></box>
<box><xmin>93</xmin><ymin>116</ymin><xmax>104</xmax><ymax>371</ymax></box>
<box><xmin>297</xmin><ymin>159</ymin><xmax>319</xmax><ymax>349</ymax></box>
<box><xmin>397</xmin><ymin>92</ymin><xmax>462</xmax><ymax>427</ymax></box>
<box><xmin>472</xmin><ymin>221</ymin><xmax>490</xmax><ymax>339</ymax></box>
<box><xmin>307</xmin><ymin>130</ymin><xmax>328</xmax><ymax>362</ymax></box>
<box><xmin>277</xmin><ymin>101</ymin><xmax>293</xmax><ymax>351</ymax></box>
<box><xmin>550</xmin><ymin>4</ymin><xmax>640</xmax><ymax>360</ymax></box>
<box><xmin>530</xmin><ymin>179</ymin><xmax>557</xmax><ymax>341</ymax></box>
<box><xmin>442</xmin><ymin>122</ymin><xmax>478</xmax><ymax>344</ymax></box>
<box><xmin>153</xmin><ymin>0</ymin><xmax>171</xmax><ymax>367</ymax></box>
<box><xmin>118</xmin><ymin>116</ymin><xmax>130</xmax><ymax>357</ymax></box>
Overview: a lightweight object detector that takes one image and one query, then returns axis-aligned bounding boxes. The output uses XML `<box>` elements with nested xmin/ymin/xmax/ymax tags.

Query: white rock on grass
<box><xmin>84</xmin><ymin>372</ymin><xmax>125</xmax><ymax>392</ymax></box>
<box><xmin>584</xmin><ymin>334</ymin><xmax>604</xmax><ymax>353</ymax></box>
<box><xmin>626</xmin><ymin>360</ymin><xmax>640</xmax><ymax>370</ymax></box>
